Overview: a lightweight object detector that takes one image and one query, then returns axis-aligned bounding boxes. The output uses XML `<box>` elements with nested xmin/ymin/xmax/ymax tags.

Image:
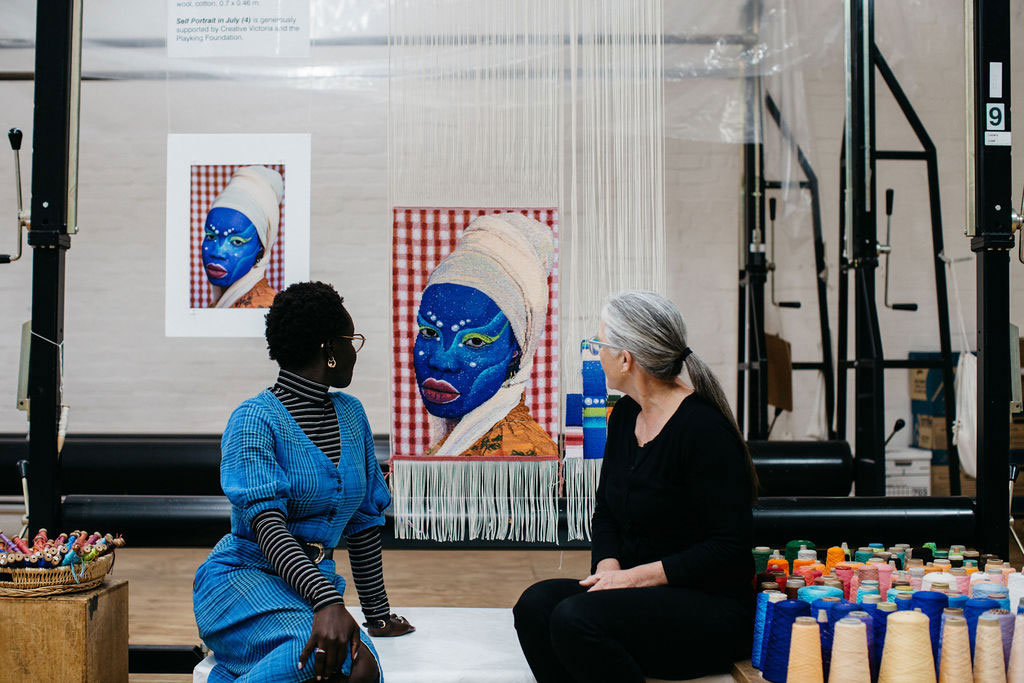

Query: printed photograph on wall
<box><xmin>165</xmin><ymin>134</ymin><xmax>310</xmax><ymax>336</ymax></box>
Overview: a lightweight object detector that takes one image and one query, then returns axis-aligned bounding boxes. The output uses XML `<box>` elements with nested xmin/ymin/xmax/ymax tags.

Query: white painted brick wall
<box><xmin>0</xmin><ymin>1</ymin><xmax>1022</xmax><ymax>444</ymax></box>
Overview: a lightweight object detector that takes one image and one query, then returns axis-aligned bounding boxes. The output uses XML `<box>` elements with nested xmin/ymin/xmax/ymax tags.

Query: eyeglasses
<box><xmin>582</xmin><ymin>337</ymin><xmax>620</xmax><ymax>357</ymax></box>
<box><xmin>339</xmin><ymin>333</ymin><xmax>366</xmax><ymax>353</ymax></box>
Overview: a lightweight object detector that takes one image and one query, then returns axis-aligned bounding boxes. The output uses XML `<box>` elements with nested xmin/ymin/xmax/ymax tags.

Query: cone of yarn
<box><xmin>966</xmin><ymin>598</ymin><xmax>1002</xmax><ymax>655</ymax></box>
<box><xmin>832</xmin><ymin>601</ymin><xmax>862</xmax><ymax>625</ymax></box>
<box><xmin>976</xmin><ymin>581</ymin><xmax>1009</xmax><ymax>600</ymax></box>
<box><xmin>872</xmin><ymin>602</ymin><xmax>896</xmax><ymax>661</ymax></box>
<box><xmin>836</xmin><ymin>564</ymin><xmax>860</xmax><ymax>600</ymax></box>
<box><xmin>1007</xmin><ymin>613</ymin><xmax>1024</xmax><ymax>683</ymax></box>
<box><xmin>849</xmin><ymin>610</ymin><xmax>879</xmax><ymax>681</ymax></box>
<box><xmin>1008</xmin><ymin>573</ymin><xmax>1024</xmax><ymax>616</ymax></box>
<box><xmin>937</xmin><ymin>608</ymin><xmax>963</xmax><ymax>663</ymax></box>
<box><xmin>910</xmin><ymin>567</ymin><xmax>926</xmax><ymax>591</ymax></box>
<box><xmin>912</xmin><ymin>591</ymin><xmax>949</xmax><ymax>668</ymax></box>
<box><xmin>896</xmin><ymin>594</ymin><xmax>915</xmax><ymax>611</ymax></box>
<box><xmin>788</xmin><ymin>616</ymin><xmax>825</xmax><ymax>683</ymax></box>
<box><xmin>947</xmin><ymin>592</ymin><xmax>968</xmax><ymax>610</ymax></box>
<box><xmin>829</xmin><ymin>617</ymin><xmax>871</xmax><ymax>683</ymax></box>
<box><xmin>938</xmin><ymin>615</ymin><xmax>972</xmax><ymax>683</ymax></box>
<box><xmin>801</xmin><ymin>585</ymin><xmax>845</xmax><ymax>604</ymax></box>
<box><xmin>877</xmin><ymin>563</ymin><xmax>895</xmax><ymax>596</ymax></box>
<box><xmin>827</xmin><ymin>546</ymin><xmax>846</xmax><ymax>574</ymax></box>
<box><xmin>753</xmin><ymin>590</ymin><xmax>787</xmax><ymax>669</ymax></box>
<box><xmin>986</xmin><ymin>568</ymin><xmax>1008</xmax><ymax>586</ymax></box>
<box><xmin>763</xmin><ymin>600</ymin><xmax>811</xmax><ymax>682</ymax></box>
<box><xmin>983</xmin><ymin>609</ymin><xmax>1015</xmax><ymax>672</ymax></box>
<box><xmin>760</xmin><ymin>596</ymin><xmax>786</xmax><ymax>670</ymax></box>
<box><xmin>974</xmin><ymin>615</ymin><xmax>1008</xmax><ymax>683</ymax></box>
<box><xmin>815</xmin><ymin>596</ymin><xmax>843</xmax><ymax>678</ymax></box>
<box><xmin>753</xmin><ymin>546</ymin><xmax>773</xmax><ymax>574</ymax></box>
<box><xmin>877</xmin><ymin>610</ymin><xmax>936</xmax><ymax>683</ymax></box>
<box><xmin>924</xmin><ymin>572</ymin><xmax>960</xmax><ymax>593</ymax></box>
<box><xmin>787</xmin><ymin>540</ymin><xmax>816</xmax><ymax>571</ymax></box>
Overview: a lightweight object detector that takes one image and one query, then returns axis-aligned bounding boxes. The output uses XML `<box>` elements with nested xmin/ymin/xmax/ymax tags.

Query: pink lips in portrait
<box><xmin>421</xmin><ymin>378</ymin><xmax>460</xmax><ymax>404</ymax></box>
<box><xmin>205</xmin><ymin>263</ymin><xmax>228</xmax><ymax>279</ymax></box>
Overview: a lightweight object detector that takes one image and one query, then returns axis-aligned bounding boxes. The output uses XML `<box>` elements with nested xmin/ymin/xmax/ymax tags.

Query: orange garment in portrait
<box><xmin>426</xmin><ymin>398</ymin><xmax>557</xmax><ymax>457</ymax></box>
<box><xmin>231</xmin><ymin>277</ymin><xmax>277</xmax><ymax>309</ymax></box>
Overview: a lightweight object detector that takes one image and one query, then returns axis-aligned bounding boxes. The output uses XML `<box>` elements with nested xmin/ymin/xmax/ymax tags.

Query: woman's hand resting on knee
<box><xmin>299</xmin><ymin>604</ymin><xmax>362</xmax><ymax>680</ymax></box>
<box><xmin>579</xmin><ymin>559</ymin><xmax>668</xmax><ymax>591</ymax></box>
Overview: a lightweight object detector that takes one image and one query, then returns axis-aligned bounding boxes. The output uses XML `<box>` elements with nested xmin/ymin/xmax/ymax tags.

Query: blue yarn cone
<box><xmin>911</xmin><ymin>590</ymin><xmax>947</xmax><ymax>674</ymax></box>
<box><xmin>752</xmin><ymin>592</ymin><xmax>771</xmax><ymax>669</ymax></box>
<box><xmin>811</xmin><ymin>597</ymin><xmax>839</xmax><ymax>679</ymax></box>
<box><xmin>762</xmin><ymin>600</ymin><xmax>810</xmax><ymax>683</ymax></box>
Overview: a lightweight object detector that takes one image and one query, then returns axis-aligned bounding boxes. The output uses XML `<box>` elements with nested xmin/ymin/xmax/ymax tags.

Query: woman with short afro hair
<box><xmin>194</xmin><ymin>281</ymin><xmax>413</xmax><ymax>683</ymax></box>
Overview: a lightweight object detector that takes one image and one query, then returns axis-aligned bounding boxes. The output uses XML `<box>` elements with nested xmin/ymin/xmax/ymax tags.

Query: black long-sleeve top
<box><xmin>591</xmin><ymin>393</ymin><xmax>754</xmax><ymax>602</ymax></box>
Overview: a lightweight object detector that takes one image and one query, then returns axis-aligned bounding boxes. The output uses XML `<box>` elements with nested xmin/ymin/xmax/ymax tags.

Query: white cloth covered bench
<box><xmin>193</xmin><ymin>606</ymin><xmax>737</xmax><ymax>683</ymax></box>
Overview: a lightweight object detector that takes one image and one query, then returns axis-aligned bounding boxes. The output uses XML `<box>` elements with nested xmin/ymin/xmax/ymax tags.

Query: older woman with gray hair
<box><xmin>514</xmin><ymin>290</ymin><xmax>757</xmax><ymax>682</ymax></box>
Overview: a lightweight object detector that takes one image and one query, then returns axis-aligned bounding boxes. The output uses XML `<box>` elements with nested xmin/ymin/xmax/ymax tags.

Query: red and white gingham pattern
<box><xmin>189</xmin><ymin>164</ymin><xmax>286</xmax><ymax>309</ymax></box>
<box><xmin>391</xmin><ymin>208</ymin><xmax>560</xmax><ymax>458</ymax></box>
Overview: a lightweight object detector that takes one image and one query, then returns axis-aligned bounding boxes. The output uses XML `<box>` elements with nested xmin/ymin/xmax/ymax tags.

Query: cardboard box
<box><xmin>931</xmin><ymin>465</ymin><xmax>977</xmax><ymax>497</ymax></box>
<box><xmin>886</xmin><ymin>447</ymin><xmax>932</xmax><ymax>497</ymax></box>
<box><xmin>0</xmin><ymin>579</ymin><xmax>128</xmax><ymax>681</ymax></box>
<box><xmin>916</xmin><ymin>414</ymin><xmax>948</xmax><ymax>451</ymax></box>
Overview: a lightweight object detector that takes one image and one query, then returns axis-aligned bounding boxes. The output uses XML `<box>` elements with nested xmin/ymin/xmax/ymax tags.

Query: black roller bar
<box><xmin>64</xmin><ymin>494</ymin><xmax>973</xmax><ymax>551</ymax></box>
<box><xmin>749</xmin><ymin>441</ymin><xmax>853</xmax><ymax>497</ymax></box>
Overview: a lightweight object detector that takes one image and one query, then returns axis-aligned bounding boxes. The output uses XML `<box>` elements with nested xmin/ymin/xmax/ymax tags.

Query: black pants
<box><xmin>513</xmin><ymin>578</ymin><xmax>752</xmax><ymax>683</ymax></box>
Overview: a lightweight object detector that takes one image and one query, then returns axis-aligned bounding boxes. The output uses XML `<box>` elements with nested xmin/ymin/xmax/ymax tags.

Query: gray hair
<box><xmin>601</xmin><ymin>290</ymin><xmax>758</xmax><ymax>501</ymax></box>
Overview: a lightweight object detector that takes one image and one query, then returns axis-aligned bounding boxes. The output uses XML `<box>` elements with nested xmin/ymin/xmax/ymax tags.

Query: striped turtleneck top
<box><xmin>250</xmin><ymin>370</ymin><xmax>391</xmax><ymax>619</ymax></box>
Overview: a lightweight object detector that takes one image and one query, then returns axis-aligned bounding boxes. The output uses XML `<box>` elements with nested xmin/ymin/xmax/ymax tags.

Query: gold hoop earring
<box><xmin>327</xmin><ymin>355</ymin><xmax>337</xmax><ymax>369</ymax></box>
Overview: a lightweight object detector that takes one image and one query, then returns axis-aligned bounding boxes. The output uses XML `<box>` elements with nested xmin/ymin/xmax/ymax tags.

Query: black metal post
<box><xmin>971</xmin><ymin>0</ymin><xmax>1012</xmax><ymax>558</ymax></box>
<box><xmin>26</xmin><ymin>0</ymin><xmax>81</xmax><ymax>535</ymax></box>
<box><xmin>764</xmin><ymin>94</ymin><xmax>836</xmax><ymax>438</ymax></box>
<box><xmin>873</xmin><ymin>47</ymin><xmax>962</xmax><ymax>496</ymax></box>
<box><xmin>837</xmin><ymin>137</ymin><xmax>849</xmax><ymax>441</ymax></box>
<box><xmin>847</xmin><ymin>0</ymin><xmax>886</xmax><ymax>495</ymax></box>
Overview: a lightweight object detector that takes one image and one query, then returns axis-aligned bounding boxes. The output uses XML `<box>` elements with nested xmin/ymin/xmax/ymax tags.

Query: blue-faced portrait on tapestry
<box><xmin>391</xmin><ymin>208</ymin><xmax>560</xmax><ymax>459</ymax></box>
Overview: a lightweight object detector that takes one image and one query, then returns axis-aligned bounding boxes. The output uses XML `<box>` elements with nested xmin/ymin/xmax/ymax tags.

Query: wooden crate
<box><xmin>0</xmin><ymin>578</ymin><xmax>128</xmax><ymax>682</ymax></box>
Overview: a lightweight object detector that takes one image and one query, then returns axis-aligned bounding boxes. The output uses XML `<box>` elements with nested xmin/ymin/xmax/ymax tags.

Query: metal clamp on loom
<box><xmin>1</xmin><ymin>127</ymin><xmax>29</xmax><ymax>264</ymax></box>
<box><xmin>879</xmin><ymin>188</ymin><xmax>918</xmax><ymax>311</ymax></box>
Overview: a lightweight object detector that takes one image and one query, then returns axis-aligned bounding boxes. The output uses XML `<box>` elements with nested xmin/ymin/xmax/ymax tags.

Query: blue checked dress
<box><xmin>193</xmin><ymin>390</ymin><xmax>391</xmax><ymax>682</ymax></box>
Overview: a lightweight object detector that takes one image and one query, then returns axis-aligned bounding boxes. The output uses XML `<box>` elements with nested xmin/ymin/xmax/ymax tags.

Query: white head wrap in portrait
<box><xmin>423</xmin><ymin>212</ymin><xmax>555</xmax><ymax>455</ymax></box>
<box><xmin>207</xmin><ymin>165</ymin><xmax>284</xmax><ymax>308</ymax></box>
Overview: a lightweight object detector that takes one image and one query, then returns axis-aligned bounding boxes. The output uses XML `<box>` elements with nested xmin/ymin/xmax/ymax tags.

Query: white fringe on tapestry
<box><xmin>390</xmin><ymin>459</ymin><xmax>560</xmax><ymax>543</ymax></box>
<box><xmin>563</xmin><ymin>458</ymin><xmax>604</xmax><ymax>541</ymax></box>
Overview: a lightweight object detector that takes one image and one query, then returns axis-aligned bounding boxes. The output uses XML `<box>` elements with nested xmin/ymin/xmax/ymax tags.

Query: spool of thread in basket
<box><xmin>877</xmin><ymin>610</ymin><xmax>935</xmax><ymax>683</ymax></box>
<box><xmin>982</xmin><ymin>608</ymin><xmax>1014</xmax><ymax>672</ymax></box>
<box><xmin>829</xmin><ymin>617</ymin><xmax>871</xmax><ymax>683</ymax></box>
<box><xmin>762</xmin><ymin>600</ymin><xmax>811</xmax><ymax>682</ymax></box>
<box><xmin>974</xmin><ymin>614</ymin><xmax>1008</xmax><ymax>683</ymax></box>
<box><xmin>786</xmin><ymin>616</ymin><xmax>824</xmax><ymax>683</ymax></box>
<box><xmin>752</xmin><ymin>590</ymin><xmax>787</xmax><ymax>669</ymax></box>
<box><xmin>938</xmin><ymin>614</ymin><xmax>972</xmax><ymax>683</ymax></box>
<box><xmin>966</xmin><ymin>597</ymin><xmax>1001</xmax><ymax>655</ymax></box>
<box><xmin>1008</xmin><ymin>613</ymin><xmax>1024</xmax><ymax>682</ymax></box>
<box><xmin>799</xmin><ymin>585</ymin><xmax>843</xmax><ymax>604</ymax></box>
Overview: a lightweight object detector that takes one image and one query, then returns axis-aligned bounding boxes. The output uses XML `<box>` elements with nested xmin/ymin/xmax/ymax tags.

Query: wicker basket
<box><xmin>0</xmin><ymin>552</ymin><xmax>115</xmax><ymax>598</ymax></box>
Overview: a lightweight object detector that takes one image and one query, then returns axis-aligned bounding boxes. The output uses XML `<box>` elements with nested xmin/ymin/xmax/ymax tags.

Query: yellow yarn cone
<box><xmin>938</xmin><ymin>615</ymin><xmax>972</xmax><ymax>683</ymax></box>
<box><xmin>878</xmin><ymin>610</ymin><xmax>936</xmax><ymax>683</ymax></box>
<box><xmin>974</xmin><ymin>617</ymin><xmax>1008</xmax><ymax>683</ymax></box>
<box><xmin>829</xmin><ymin>617</ymin><xmax>871</xmax><ymax>683</ymax></box>
<box><xmin>788</xmin><ymin>616</ymin><xmax>824</xmax><ymax>683</ymax></box>
<box><xmin>1008</xmin><ymin>614</ymin><xmax>1024</xmax><ymax>683</ymax></box>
